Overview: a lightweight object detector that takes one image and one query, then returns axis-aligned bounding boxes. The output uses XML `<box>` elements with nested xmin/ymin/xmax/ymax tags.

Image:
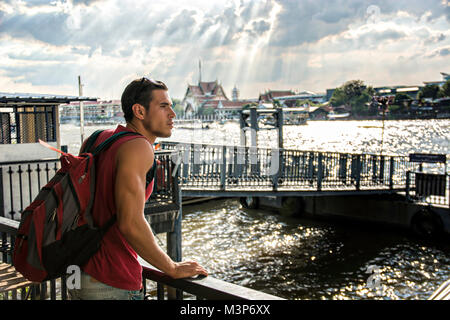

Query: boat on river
<box><xmin>327</xmin><ymin>111</ymin><xmax>351</xmax><ymax>120</ymax></box>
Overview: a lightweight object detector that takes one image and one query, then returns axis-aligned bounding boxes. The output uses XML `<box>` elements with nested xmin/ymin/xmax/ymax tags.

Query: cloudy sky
<box><xmin>1</xmin><ymin>0</ymin><xmax>449</xmax><ymax>100</ymax></box>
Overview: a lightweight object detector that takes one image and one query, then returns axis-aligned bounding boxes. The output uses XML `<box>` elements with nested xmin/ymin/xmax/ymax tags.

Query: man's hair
<box><xmin>121</xmin><ymin>77</ymin><xmax>168</xmax><ymax>122</ymax></box>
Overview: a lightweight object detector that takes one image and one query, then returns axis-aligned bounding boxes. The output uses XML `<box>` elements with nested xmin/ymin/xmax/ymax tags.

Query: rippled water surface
<box><xmin>61</xmin><ymin>119</ymin><xmax>450</xmax><ymax>300</ymax></box>
<box><xmin>181</xmin><ymin>198</ymin><xmax>449</xmax><ymax>300</ymax></box>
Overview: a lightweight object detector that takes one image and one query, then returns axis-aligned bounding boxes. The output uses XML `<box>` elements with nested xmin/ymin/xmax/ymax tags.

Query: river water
<box><xmin>60</xmin><ymin>119</ymin><xmax>450</xmax><ymax>300</ymax></box>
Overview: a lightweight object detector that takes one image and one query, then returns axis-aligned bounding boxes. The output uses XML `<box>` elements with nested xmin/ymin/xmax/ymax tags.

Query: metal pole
<box><xmin>0</xmin><ymin>168</ymin><xmax>4</xmax><ymax>218</ymax></box>
<box><xmin>239</xmin><ymin>110</ymin><xmax>246</xmax><ymax>147</ymax></box>
<box><xmin>250</xmin><ymin>107</ymin><xmax>258</xmax><ymax>148</ymax></box>
<box><xmin>277</xmin><ymin>107</ymin><xmax>283</xmax><ymax>150</ymax></box>
<box><xmin>167</xmin><ymin>165</ymin><xmax>182</xmax><ymax>300</ymax></box>
<box><xmin>78</xmin><ymin>76</ymin><xmax>85</xmax><ymax>144</ymax></box>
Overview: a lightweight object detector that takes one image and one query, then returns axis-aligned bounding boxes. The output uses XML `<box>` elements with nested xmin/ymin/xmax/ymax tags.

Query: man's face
<box><xmin>142</xmin><ymin>89</ymin><xmax>175</xmax><ymax>139</ymax></box>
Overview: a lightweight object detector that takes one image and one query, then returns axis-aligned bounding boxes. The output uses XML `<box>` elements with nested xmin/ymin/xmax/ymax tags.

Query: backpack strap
<box><xmin>81</xmin><ymin>130</ymin><xmax>104</xmax><ymax>154</ymax></box>
<box><xmin>91</xmin><ymin>131</ymin><xmax>143</xmax><ymax>156</ymax></box>
<box><xmin>146</xmin><ymin>158</ymin><xmax>158</xmax><ymax>187</ymax></box>
<box><xmin>99</xmin><ymin>215</ymin><xmax>117</xmax><ymax>236</ymax></box>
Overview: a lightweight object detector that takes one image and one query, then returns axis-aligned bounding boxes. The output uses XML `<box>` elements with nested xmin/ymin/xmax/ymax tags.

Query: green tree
<box><xmin>329</xmin><ymin>87</ymin><xmax>347</xmax><ymax>107</ymax></box>
<box><xmin>417</xmin><ymin>84</ymin><xmax>440</xmax><ymax>100</ymax></box>
<box><xmin>342</xmin><ymin>79</ymin><xmax>365</xmax><ymax>98</ymax></box>
<box><xmin>388</xmin><ymin>104</ymin><xmax>403</xmax><ymax>114</ymax></box>
<box><xmin>388</xmin><ymin>93</ymin><xmax>413</xmax><ymax>115</ymax></box>
<box><xmin>439</xmin><ymin>80</ymin><xmax>450</xmax><ymax>98</ymax></box>
<box><xmin>330</xmin><ymin>80</ymin><xmax>373</xmax><ymax>115</ymax></box>
<box><xmin>394</xmin><ymin>93</ymin><xmax>412</xmax><ymax>106</ymax></box>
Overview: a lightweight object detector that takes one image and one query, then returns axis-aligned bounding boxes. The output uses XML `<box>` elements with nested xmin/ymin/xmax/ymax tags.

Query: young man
<box><xmin>69</xmin><ymin>78</ymin><xmax>208</xmax><ymax>300</ymax></box>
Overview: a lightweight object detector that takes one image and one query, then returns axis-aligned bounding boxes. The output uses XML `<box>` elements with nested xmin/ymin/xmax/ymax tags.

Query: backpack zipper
<box><xmin>16</xmin><ymin>234</ymin><xmax>27</xmax><ymax>251</ymax></box>
<box><xmin>72</xmin><ymin>214</ymin><xmax>80</xmax><ymax>230</ymax></box>
<box><xmin>51</xmin><ymin>208</ymin><xmax>57</xmax><ymax>221</ymax></box>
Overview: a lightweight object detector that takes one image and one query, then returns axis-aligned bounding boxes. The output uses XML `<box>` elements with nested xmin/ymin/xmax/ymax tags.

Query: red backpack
<box><xmin>13</xmin><ymin>130</ymin><xmax>142</xmax><ymax>282</ymax></box>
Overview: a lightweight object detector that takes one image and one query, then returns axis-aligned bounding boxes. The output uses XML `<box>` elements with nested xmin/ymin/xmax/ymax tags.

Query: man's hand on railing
<box><xmin>170</xmin><ymin>260</ymin><xmax>208</xmax><ymax>279</ymax></box>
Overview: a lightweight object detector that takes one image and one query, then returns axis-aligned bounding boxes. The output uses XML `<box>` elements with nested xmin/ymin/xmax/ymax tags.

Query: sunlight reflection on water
<box><xmin>60</xmin><ymin>120</ymin><xmax>450</xmax><ymax>300</ymax></box>
<box><xmin>180</xmin><ymin>199</ymin><xmax>450</xmax><ymax>300</ymax></box>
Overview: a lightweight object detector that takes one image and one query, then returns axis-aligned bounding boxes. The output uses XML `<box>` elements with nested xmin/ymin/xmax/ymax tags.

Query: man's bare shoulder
<box><xmin>116</xmin><ymin>137</ymin><xmax>154</xmax><ymax>170</ymax></box>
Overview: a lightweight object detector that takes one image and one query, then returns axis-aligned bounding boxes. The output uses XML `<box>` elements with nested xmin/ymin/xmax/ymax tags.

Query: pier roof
<box><xmin>0</xmin><ymin>92</ymin><xmax>98</xmax><ymax>105</ymax></box>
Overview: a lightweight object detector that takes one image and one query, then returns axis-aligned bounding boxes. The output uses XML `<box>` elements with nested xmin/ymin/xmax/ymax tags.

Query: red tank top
<box><xmin>82</xmin><ymin>125</ymin><xmax>154</xmax><ymax>290</ymax></box>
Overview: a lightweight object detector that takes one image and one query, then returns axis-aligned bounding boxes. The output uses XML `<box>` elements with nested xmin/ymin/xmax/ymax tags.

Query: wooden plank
<box><xmin>0</xmin><ymin>263</ymin><xmax>34</xmax><ymax>293</ymax></box>
<box><xmin>429</xmin><ymin>279</ymin><xmax>450</xmax><ymax>300</ymax></box>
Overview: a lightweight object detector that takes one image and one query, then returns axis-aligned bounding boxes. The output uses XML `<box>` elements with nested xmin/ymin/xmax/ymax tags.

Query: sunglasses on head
<box><xmin>134</xmin><ymin>77</ymin><xmax>164</xmax><ymax>103</ymax></box>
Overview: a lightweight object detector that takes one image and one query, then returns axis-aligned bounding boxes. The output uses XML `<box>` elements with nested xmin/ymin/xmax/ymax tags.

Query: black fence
<box><xmin>406</xmin><ymin>172</ymin><xmax>449</xmax><ymax>207</ymax></box>
<box><xmin>160</xmin><ymin>141</ymin><xmax>419</xmax><ymax>193</ymax></box>
<box><xmin>0</xmin><ymin>151</ymin><xmax>178</xmax><ymax>221</ymax></box>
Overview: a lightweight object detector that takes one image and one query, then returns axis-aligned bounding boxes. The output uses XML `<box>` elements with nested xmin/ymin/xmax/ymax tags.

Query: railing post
<box><xmin>317</xmin><ymin>153</ymin><xmax>323</xmax><ymax>191</ymax></box>
<box><xmin>0</xmin><ymin>167</ymin><xmax>4</xmax><ymax>217</ymax></box>
<box><xmin>272</xmin><ymin>148</ymin><xmax>280</xmax><ymax>191</ymax></box>
<box><xmin>405</xmin><ymin>171</ymin><xmax>410</xmax><ymax>200</ymax></box>
<box><xmin>220</xmin><ymin>145</ymin><xmax>226</xmax><ymax>191</ymax></box>
<box><xmin>371</xmin><ymin>155</ymin><xmax>377</xmax><ymax>184</ymax></box>
<box><xmin>355</xmin><ymin>155</ymin><xmax>361</xmax><ymax>190</ymax></box>
<box><xmin>182</xmin><ymin>144</ymin><xmax>190</xmax><ymax>183</ymax></box>
<box><xmin>277</xmin><ymin>107</ymin><xmax>283</xmax><ymax>150</ymax></box>
<box><xmin>192</xmin><ymin>143</ymin><xmax>200</xmax><ymax>176</ymax></box>
<box><xmin>278</xmin><ymin>148</ymin><xmax>284</xmax><ymax>186</ymax></box>
<box><xmin>166</xmin><ymin>170</ymin><xmax>183</xmax><ymax>300</ymax></box>
<box><xmin>389</xmin><ymin>157</ymin><xmax>395</xmax><ymax>190</ymax></box>
<box><xmin>308</xmin><ymin>152</ymin><xmax>315</xmax><ymax>183</ymax></box>
<box><xmin>339</xmin><ymin>154</ymin><xmax>347</xmax><ymax>184</ymax></box>
<box><xmin>380</xmin><ymin>156</ymin><xmax>385</xmax><ymax>184</ymax></box>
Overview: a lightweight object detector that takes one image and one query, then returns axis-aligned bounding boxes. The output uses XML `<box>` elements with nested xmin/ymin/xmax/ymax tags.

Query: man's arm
<box><xmin>114</xmin><ymin>138</ymin><xmax>208</xmax><ymax>279</ymax></box>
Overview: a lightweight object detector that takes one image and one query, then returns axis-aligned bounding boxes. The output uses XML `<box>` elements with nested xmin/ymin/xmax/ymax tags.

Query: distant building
<box><xmin>258</xmin><ymin>89</ymin><xmax>326</xmax><ymax>106</ymax></box>
<box><xmin>59</xmin><ymin>100</ymin><xmax>123</xmax><ymax>123</ymax></box>
<box><xmin>374</xmin><ymin>86</ymin><xmax>420</xmax><ymax>98</ymax></box>
<box><xmin>200</xmin><ymin>99</ymin><xmax>254</xmax><ymax>118</ymax></box>
<box><xmin>0</xmin><ymin>92</ymin><xmax>96</xmax><ymax>162</ymax></box>
<box><xmin>423</xmin><ymin>72</ymin><xmax>450</xmax><ymax>87</ymax></box>
<box><xmin>326</xmin><ymin>72</ymin><xmax>449</xmax><ymax>102</ymax></box>
<box><xmin>258</xmin><ymin>89</ymin><xmax>296</xmax><ymax>102</ymax></box>
<box><xmin>182</xmin><ymin>80</ymin><xmax>229</xmax><ymax>115</ymax></box>
<box><xmin>279</xmin><ymin>91</ymin><xmax>327</xmax><ymax>105</ymax></box>
<box><xmin>232</xmin><ymin>85</ymin><xmax>239</xmax><ymax>101</ymax></box>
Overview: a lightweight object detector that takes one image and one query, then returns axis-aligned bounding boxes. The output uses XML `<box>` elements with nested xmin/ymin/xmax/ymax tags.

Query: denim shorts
<box><xmin>68</xmin><ymin>271</ymin><xmax>144</xmax><ymax>300</ymax></box>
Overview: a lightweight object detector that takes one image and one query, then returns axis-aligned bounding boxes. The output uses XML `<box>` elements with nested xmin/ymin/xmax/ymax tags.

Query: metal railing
<box><xmin>0</xmin><ymin>150</ymin><xmax>283</xmax><ymax>300</ymax></box>
<box><xmin>145</xmin><ymin>151</ymin><xmax>180</xmax><ymax>214</ymax></box>
<box><xmin>0</xmin><ymin>151</ymin><xmax>178</xmax><ymax>221</ymax></box>
<box><xmin>0</xmin><ymin>216</ymin><xmax>282</xmax><ymax>300</ymax></box>
<box><xmin>406</xmin><ymin>172</ymin><xmax>449</xmax><ymax>207</ymax></box>
<box><xmin>160</xmin><ymin>141</ymin><xmax>419</xmax><ymax>193</ymax></box>
<box><xmin>0</xmin><ymin>159</ymin><xmax>59</xmax><ymax>220</ymax></box>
